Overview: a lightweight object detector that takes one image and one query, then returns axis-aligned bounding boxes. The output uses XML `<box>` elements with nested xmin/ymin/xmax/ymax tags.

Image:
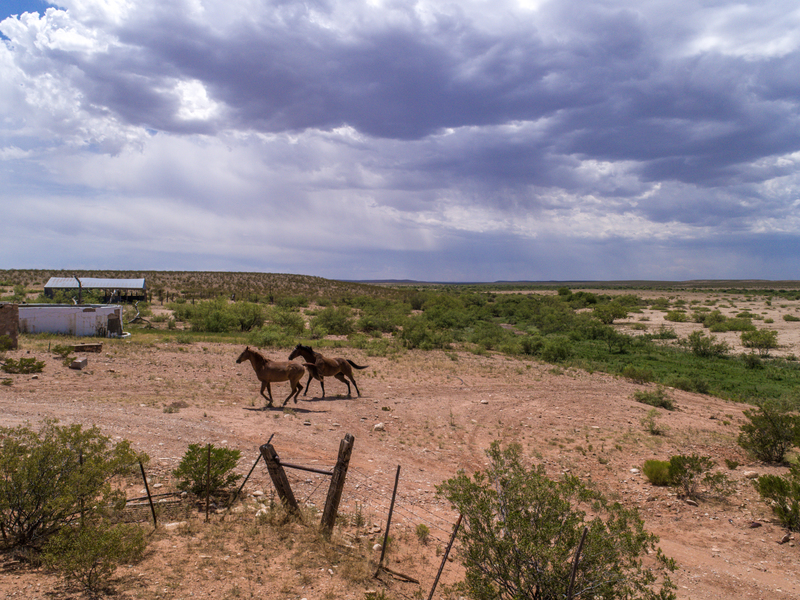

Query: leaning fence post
<box><xmin>139</xmin><ymin>460</ymin><xmax>158</xmax><ymax>528</ymax></box>
<box><xmin>205</xmin><ymin>443</ymin><xmax>212</xmax><ymax>522</ymax></box>
<box><xmin>321</xmin><ymin>433</ymin><xmax>355</xmax><ymax>536</ymax></box>
<box><xmin>427</xmin><ymin>513</ymin><xmax>462</xmax><ymax>600</ymax></box>
<box><xmin>259</xmin><ymin>442</ymin><xmax>300</xmax><ymax>516</ymax></box>
<box><xmin>375</xmin><ymin>465</ymin><xmax>401</xmax><ymax>577</ymax></box>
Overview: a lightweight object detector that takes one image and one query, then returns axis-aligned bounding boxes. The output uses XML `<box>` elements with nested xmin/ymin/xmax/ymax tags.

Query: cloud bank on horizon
<box><xmin>2</xmin><ymin>0</ymin><xmax>800</xmax><ymax>281</ymax></box>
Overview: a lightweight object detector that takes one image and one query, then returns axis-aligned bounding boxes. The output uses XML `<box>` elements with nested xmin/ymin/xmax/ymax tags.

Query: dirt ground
<box><xmin>1</xmin><ymin>290</ymin><xmax>800</xmax><ymax>599</ymax></box>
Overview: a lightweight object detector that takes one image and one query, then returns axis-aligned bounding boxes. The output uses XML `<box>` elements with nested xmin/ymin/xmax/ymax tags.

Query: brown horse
<box><xmin>288</xmin><ymin>343</ymin><xmax>367</xmax><ymax>398</ymax></box>
<box><xmin>236</xmin><ymin>346</ymin><xmax>305</xmax><ymax>408</ymax></box>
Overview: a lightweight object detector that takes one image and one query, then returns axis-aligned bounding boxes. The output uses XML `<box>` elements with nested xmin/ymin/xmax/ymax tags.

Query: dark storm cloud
<box><xmin>2</xmin><ymin>0</ymin><xmax>800</xmax><ymax>280</ymax></box>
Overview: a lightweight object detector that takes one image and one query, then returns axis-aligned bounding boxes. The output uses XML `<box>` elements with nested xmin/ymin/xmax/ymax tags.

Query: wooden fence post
<box><xmin>321</xmin><ymin>433</ymin><xmax>355</xmax><ymax>536</ymax></box>
<box><xmin>259</xmin><ymin>442</ymin><xmax>300</xmax><ymax>516</ymax></box>
<box><xmin>139</xmin><ymin>460</ymin><xmax>158</xmax><ymax>528</ymax></box>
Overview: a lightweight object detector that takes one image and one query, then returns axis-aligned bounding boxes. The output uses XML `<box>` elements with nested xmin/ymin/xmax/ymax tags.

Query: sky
<box><xmin>1</xmin><ymin>1</ymin><xmax>800</xmax><ymax>282</ymax></box>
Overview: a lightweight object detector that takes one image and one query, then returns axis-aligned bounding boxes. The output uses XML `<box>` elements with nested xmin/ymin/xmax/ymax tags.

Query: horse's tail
<box><xmin>347</xmin><ymin>359</ymin><xmax>368</xmax><ymax>370</ymax></box>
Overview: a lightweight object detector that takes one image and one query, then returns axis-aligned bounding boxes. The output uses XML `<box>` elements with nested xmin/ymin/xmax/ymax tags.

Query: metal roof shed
<box><xmin>43</xmin><ymin>277</ymin><xmax>147</xmax><ymax>302</ymax></box>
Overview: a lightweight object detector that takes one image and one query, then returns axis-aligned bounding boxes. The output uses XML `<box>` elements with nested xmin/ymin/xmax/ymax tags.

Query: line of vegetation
<box><xmin>6</xmin><ymin>272</ymin><xmax>800</xmax><ymax>406</ymax></box>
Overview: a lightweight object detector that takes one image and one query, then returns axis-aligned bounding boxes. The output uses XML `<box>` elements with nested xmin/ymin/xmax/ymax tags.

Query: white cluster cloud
<box><xmin>1</xmin><ymin>0</ymin><xmax>800</xmax><ymax>280</ymax></box>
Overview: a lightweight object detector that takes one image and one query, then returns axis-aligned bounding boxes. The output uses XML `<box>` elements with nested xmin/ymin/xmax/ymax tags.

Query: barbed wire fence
<box><xmin>134</xmin><ymin>435</ymin><xmax>465</xmax><ymax>597</ymax></box>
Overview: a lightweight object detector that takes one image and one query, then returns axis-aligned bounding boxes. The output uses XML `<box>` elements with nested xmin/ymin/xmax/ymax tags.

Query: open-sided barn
<box><xmin>43</xmin><ymin>277</ymin><xmax>147</xmax><ymax>303</ymax></box>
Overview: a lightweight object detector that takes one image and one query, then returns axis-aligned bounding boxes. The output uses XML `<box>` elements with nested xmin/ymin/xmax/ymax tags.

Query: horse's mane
<box><xmin>297</xmin><ymin>343</ymin><xmax>314</xmax><ymax>353</ymax></box>
<box><xmin>247</xmin><ymin>347</ymin><xmax>268</xmax><ymax>367</ymax></box>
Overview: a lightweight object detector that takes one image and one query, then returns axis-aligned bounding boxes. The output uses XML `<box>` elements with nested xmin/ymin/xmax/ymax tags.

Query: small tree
<box><xmin>741</xmin><ymin>329</ymin><xmax>779</xmax><ymax>357</ymax></box>
<box><xmin>738</xmin><ymin>399</ymin><xmax>800</xmax><ymax>463</ymax></box>
<box><xmin>42</xmin><ymin>518</ymin><xmax>147</xmax><ymax>594</ymax></box>
<box><xmin>666</xmin><ymin>455</ymin><xmax>730</xmax><ymax>500</ymax></box>
<box><xmin>686</xmin><ymin>331</ymin><xmax>728</xmax><ymax>358</ymax></box>
<box><xmin>173</xmin><ymin>444</ymin><xmax>242</xmax><ymax>496</ymax></box>
<box><xmin>753</xmin><ymin>464</ymin><xmax>800</xmax><ymax>532</ymax></box>
<box><xmin>0</xmin><ymin>421</ymin><xmax>144</xmax><ymax>551</ymax></box>
<box><xmin>437</xmin><ymin>442</ymin><xmax>676</xmax><ymax>600</ymax></box>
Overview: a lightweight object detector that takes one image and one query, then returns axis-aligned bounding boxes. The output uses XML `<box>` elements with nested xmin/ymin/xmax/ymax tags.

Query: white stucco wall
<box><xmin>18</xmin><ymin>305</ymin><xmax>123</xmax><ymax>337</ymax></box>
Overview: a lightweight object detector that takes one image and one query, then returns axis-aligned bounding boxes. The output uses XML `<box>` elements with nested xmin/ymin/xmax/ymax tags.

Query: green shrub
<box><xmin>268</xmin><ymin>307</ymin><xmax>306</xmax><ymax>336</ymax></box>
<box><xmin>0</xmin><ymin>420</ymin><xmax>144</xmax><ymax>550</ymax></box>
<box><xmin>42</xmin><ymin>519</ymin><xmax>147</xmax><ymax>594</ymax></box>
<box><xmin>0</xmin><ymin>335</ymin><xmax>14</xmax><ymax>351</ymax></box>
<box><xmin>592</xmin><ymin>302</ymin><xmax>629</xmax><ymax>324</ymax></box>
<box><xmin>310</xmin><ymin>306</ymin><xmax>354</xmax><ymax>336</ymax></box>
<box><xmin>621</xmin><ymin>365</ymin><xmax>655</xmax><ymax>384</ymax></box>
<box><xmin>540</xmin><ymin>336</ymin><xmax>573</xmax><ymax>362</ymax></box>
<box><xmin>172</xmin><ymin>443</ymin><xmax>242</xmax><ymax>496</ymax></box>
<box><xmin>399</xmin><ymin>317</ymin><xmax>452</xmax><ymax>350</ymax></box>
<box><xmin>633</xmin><ymin>386</ymin><xmax>675</xmax><ymax>410</ymax></box>
<box><xmin>643</xmin><ymin>460</ymin><xmax>671</xmax><ymax>485</ymax></box>
<box><xmin>783</xmin><ymin>314</ymin><xmax>800</xmax><ymax>322</ymax></box>
<box><xmin>1</xmin><ymin>357</ymin><xmax>45</xmax><ymax>374</ymax></box>
<box><xmin>738</xmin><ymin>399</ymin><xmax>800</xmax><ymax>463</ymax></box>
<box><xmin>687</xmin><ymin>331</ymin><xmax>728</xmax><ymax>358</ymax></box>
<box><xmin>713</xmin><ymin>317</ymin><xmax>756</xmax><ymax>333</ymax></box>
<box><xmin>641</xmin><ymin>409</ymin><xmax>669</xmax><ymax>436</ymax></box>
<box><xmin>667</xmin><ymin>454</ymin><xmax>730</xmax><ymax>500</ymax></box>
<box><xmin>668</xmin><ymin>376</ymin><xmax>709</xmax><ymax>394</ymax></box>
<box><xmin>520</xmin><ymin>334</ymin><xmax>546</xmax><ymax>356</ymax></box>
<box><xmin>753</xmin><ymin>464</ymin><xmax>800</xmax><ymax>531</ymax></box>
<box><xmin>664</xmin><ymin>311</ymin><xmax>688</xmax><ymax>323</ymax></box>
<box><xmin>415</xmin><ymin>523</ymin><xmax>430</xmax><ymax>544</ymax></box>
<box><xmin>437</xmin><ymin>442</ymin><xmax>676</xmax><ymax>600</ymax></box>
<box><xmin>741</xmin><ymin>329</ymin><xmax>779</xmax><ymax>357</ymax></box>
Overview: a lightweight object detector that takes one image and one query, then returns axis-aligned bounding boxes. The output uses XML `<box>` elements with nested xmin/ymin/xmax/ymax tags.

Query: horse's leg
<box><xmin>260</xmin><ymin>381</ymin><xmax>274</xmax><ymax>408</ymax></box>
<box><xmin>349</xmin><ymin>374</ymin><xmax>361</xmax><ymax>397</ymax></box>
<box><xmin>334</xmin><ymin>373</ymin><xmax>351</xmax><ymax>396</ymax></box>
<box><xmin>303</xmin><ymin>373</ymin><xmax>314</xmax><ymax>396</ymax></box>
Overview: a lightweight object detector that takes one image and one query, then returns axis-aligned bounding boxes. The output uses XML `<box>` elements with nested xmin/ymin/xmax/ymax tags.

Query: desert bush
<box><xmin>399</xmin><ymin>317</ymin><xmax>452</xmax><ymax>350</ymax></box>
<box><xmin>664</xmin><ymin>311</ymin><xmax>688</xmax><ymax>323</ymax></box>
<box><xmin>1</xmin><ymin>357</ymin><xmax>45</xmax><ymax>374</ymax></box>
<box><xmin>437</xmin><ymin>442</ymin><xmax>676</xmax><ymax>600</ymax></box>
<box><xmin>687</xmin><ymin>331</ymin><xmax>728</xmax><ymax>358</ymax></box>
<box><xmin>741</xmin><ymin>329</ymin><xmax>779</xmax><ymax>357</ymax></box>
<box><xmin>268</xmin><ymin>307</ymin><xmax>306</xmax><ymax>336</ymax></box>
<box><xmin>310</xmin><ymin>306</ymin><xmax>354</xmax><ymax>336</ymax></box>
<box><xmin>641</xmin><ymin>409</ymin><xmax>669</xmax><ymax>436</ymax></box>
<box><xmin>468</xmin><ymin>322</ymin><xmax>509</xmax><ymax>351</ymax></box>
<box><xmin>592</xmin><ymin>302</ymin><xmax>629</xmax><ymax>325</ymax></box>
<box><xmin>520</xmin><ymin>334</ymin><xmax>546</xmax><ymax>356</ymax></box>
<box><xmin>643</xmin><ymin>460</ymin><xmax>671</xmax><ymax>485</ymax></box>
<box><xmin>667</xmin><ymin>454</ymin><xmax>731</xmax><ymax>500</ymax></box>
<box><xmin>753</xmin><ymin>464</ymin><xmax>800</xmax><ymax>531</ymax></box>
<box><xmin>415</xmin><ymin>523</ymin><xmax>430</xmax><ymax>544</ymax></box>
<box><xmin>0</xmin><ymin>335</ymin><xmax>14</xmax><ymax>351</ymax></box>
<box><xmin>42</xmin><ymin>519</ymin><xmax>147</xmax><ymax>594</ymax></box>
<box><xmin>540</xmin><ymin>336</ymin><xmax>573</xmax><ymax>363</ymax></box>
<box><xmin>738</xmin><ymin>399</ymin><xmax>800</xmax><ymax>463</ymax></box>
<box><xmin>0</xmin><ymin>420</ymin><xmax>143</xmax><ymax>551</ymax></box>
<box><xmin>632</xmin><ymin>386</ymin><xmax>675</xmax><ymax>410</ymax></box>
<box><xmin>172</xmin><ymin>443</ymin><xmax>242</xmax><ymax>496</ymax></box>
<box><xmin>622</xmin><ymin>365</ymin><xmax>655</xmax><ymax>385</ymax></box>
<box><xmin>783</xmin><ymin>314</ymin><xmax>800</xmax><ymax>322</ymax></box>
<box><xmin>709</xmin><ymin>317</ymin><xmax>755</xmax><ymax>333</ymax></box>
<box><xmin>668</xmin><ymin>376</ymin><xmax>709</xmax><ymax>394</ymax></box>
<box><xmin>229</xmin><ymin>301</ymin><xmax>266</xmax><ymax>331</ymax></box>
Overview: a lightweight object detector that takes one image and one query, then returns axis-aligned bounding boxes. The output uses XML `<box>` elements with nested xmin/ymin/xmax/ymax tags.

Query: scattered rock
<box><xmin>372</xmin><ymin>544</ymin><xmax>382</xmax><ymax>552</ymax></box>
<box><xmin>742</xmin><ymin>471</ymin><xmax>759</xmax><ymax>480</ymax></box>
<box><xmin>685</xmin><ymin>499</ymin><xmax>699</xmax><ymax>507</ymax></box>
<box><xmin>779</xmin><ymin>533</ymin><xmax>791</xmax><ymax>544</ymax></box>
<box><xmin>373</xmin><ymin>422</ymin><xmax>385</xmax><ymax>431</ymax></box>
<box><xmin>749</xmin><ymin>521</ymin><xmax>762</xmax><ymax>528</ymax></box>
